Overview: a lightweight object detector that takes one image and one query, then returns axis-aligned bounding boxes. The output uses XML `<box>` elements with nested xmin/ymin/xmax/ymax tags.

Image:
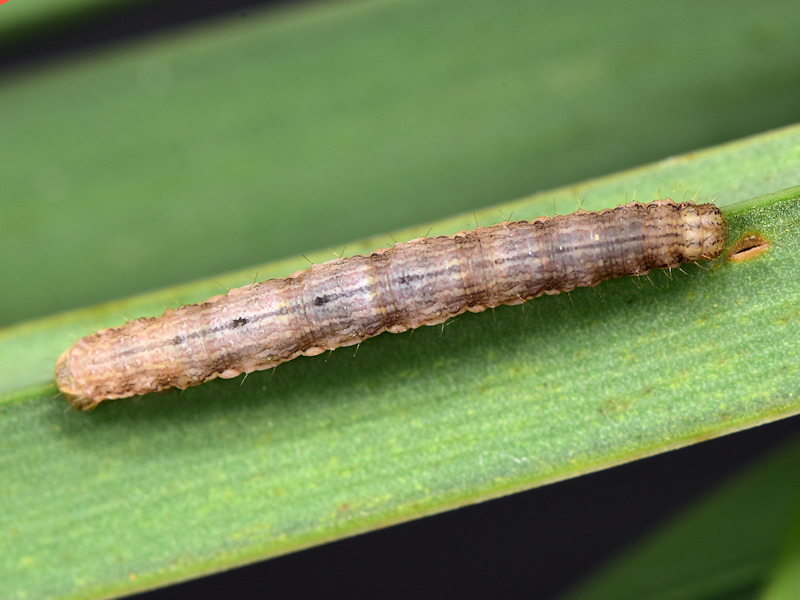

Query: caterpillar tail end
<box><xmin>55</xmin><ymin>351</ymin><xmax>101</xmax><ymax>411</ymax></box>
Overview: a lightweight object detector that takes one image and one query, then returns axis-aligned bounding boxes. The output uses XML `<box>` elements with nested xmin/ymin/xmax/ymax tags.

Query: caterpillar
<box><xmin>56</xmin><ymin>199</ymin><xmax>727</xmax><ymax>409</ymax></box>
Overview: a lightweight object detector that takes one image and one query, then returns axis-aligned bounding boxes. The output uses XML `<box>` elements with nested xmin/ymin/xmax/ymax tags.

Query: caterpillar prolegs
<box><xmin>56</xmin><ymin>200</ymin><xmax>727</xmax><ymax>409</ymax></box>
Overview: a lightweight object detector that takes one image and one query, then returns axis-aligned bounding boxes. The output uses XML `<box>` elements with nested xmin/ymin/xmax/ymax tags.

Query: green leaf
<box><xmin>4</xmin><ymin>136</ymin><xmax>800</xmax><ymax>600</ymax></box>
<box><xmin>4</xmin><ymin>1</ymin><xmax>800</xmax><ymax>599</ymax></box>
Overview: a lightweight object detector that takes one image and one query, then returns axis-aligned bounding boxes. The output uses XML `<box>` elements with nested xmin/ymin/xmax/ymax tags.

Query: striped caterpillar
<box><xmin>56</xmin><ymin>200</ymin><xmax>727</xmax><ymax>409</ymax></box>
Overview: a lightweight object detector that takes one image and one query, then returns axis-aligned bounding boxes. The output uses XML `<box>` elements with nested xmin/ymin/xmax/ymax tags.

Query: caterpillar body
<box><xmin>56</xmin><ymin>200</ymin><xmax>727</xmax><ymax>409</ymax></box>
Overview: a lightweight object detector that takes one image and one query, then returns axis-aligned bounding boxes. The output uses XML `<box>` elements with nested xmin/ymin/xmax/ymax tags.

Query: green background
<box><xmin>3</xmin><ymin>0</ymin><xmax>800</xmax><ymax>326</ymax></box>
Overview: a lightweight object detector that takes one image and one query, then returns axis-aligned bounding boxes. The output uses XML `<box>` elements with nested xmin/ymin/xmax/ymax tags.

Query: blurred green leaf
<box><xmin>563</xmin><ymin>442</ymin><xmax>800</xmax><ymax>600</ymax></box>
<box><xmin>0</xmin><ymin>0</ymin><xmax>158</xmax><ymax>52</ymax></box>
<box><xmin>762</xmin><ymin>499</ymin><xmax>800</xmax><ymax>599</ymax></box>
<box><xmin>560</xmin><ymin>436</ymin><xmax>800</xmax><ymax>600</ymax></box>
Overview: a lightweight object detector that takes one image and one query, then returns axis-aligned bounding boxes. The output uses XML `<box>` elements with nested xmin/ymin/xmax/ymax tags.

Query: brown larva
<box><xmin>56</xmin><ymin>199</ymin><xmax>727</xmax><ymax>409</ymax></box>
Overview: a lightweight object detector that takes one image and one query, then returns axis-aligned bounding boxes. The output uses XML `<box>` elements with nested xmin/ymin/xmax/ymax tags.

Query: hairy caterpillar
<box><xmin>56</xmin><ymin>200</ymin><xmax>727</xmax><ymax>409</ymax></box>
